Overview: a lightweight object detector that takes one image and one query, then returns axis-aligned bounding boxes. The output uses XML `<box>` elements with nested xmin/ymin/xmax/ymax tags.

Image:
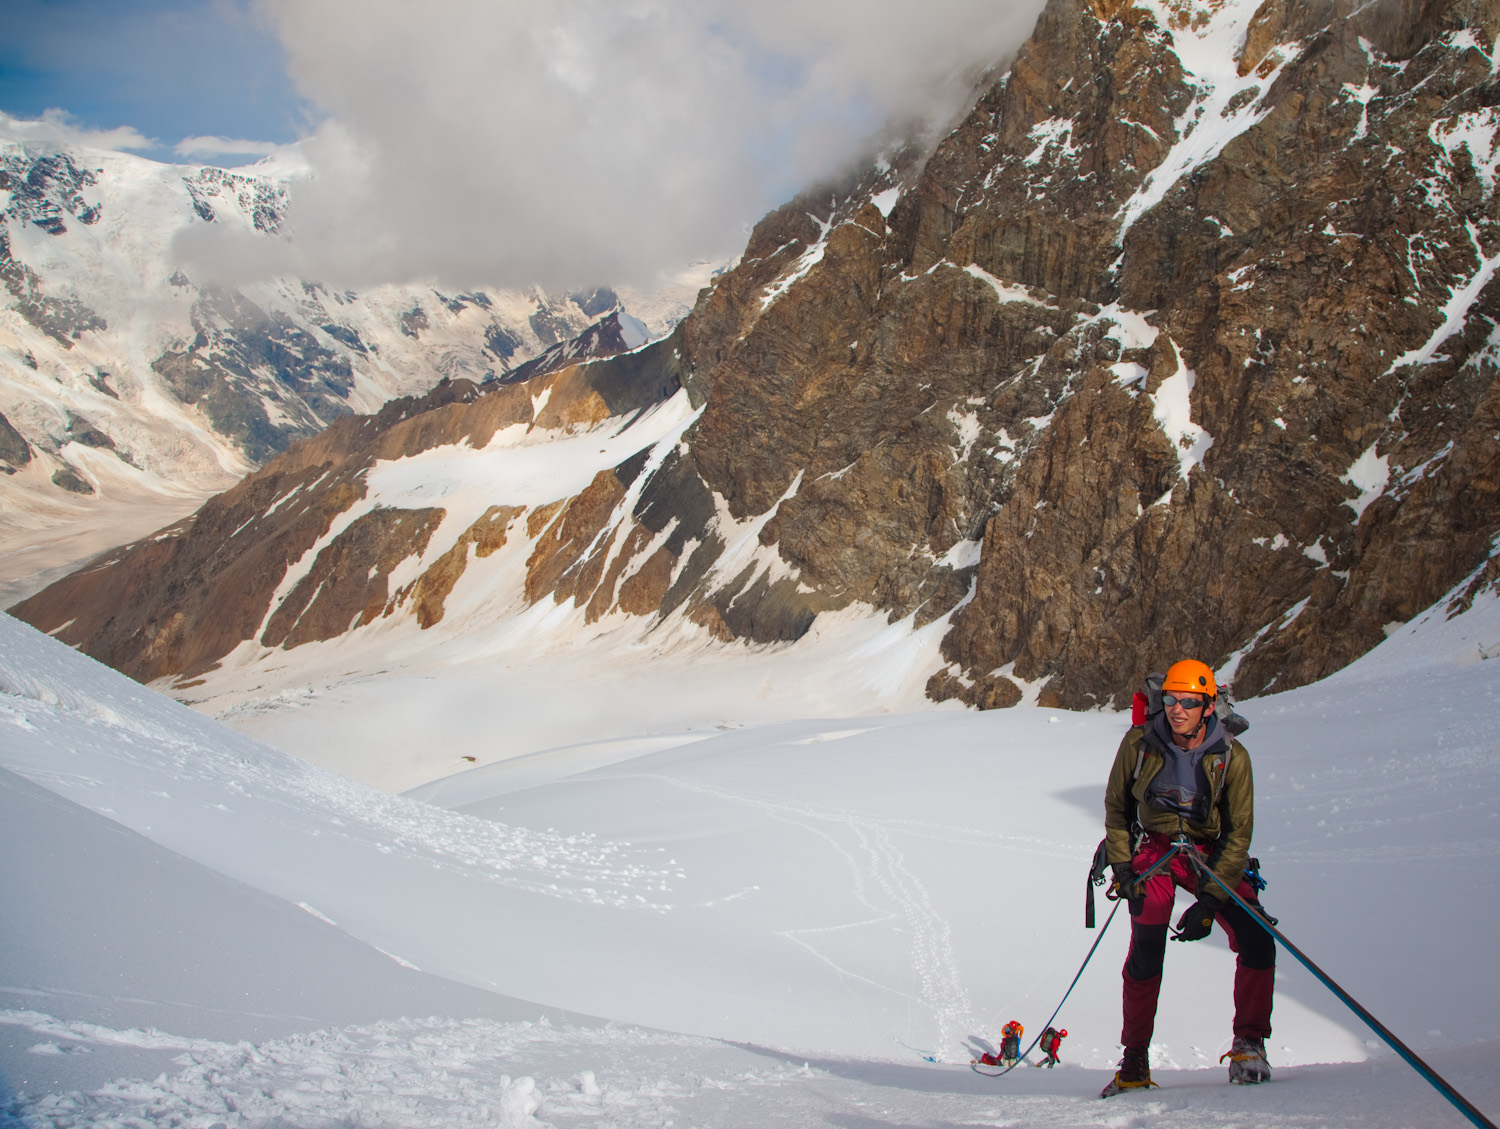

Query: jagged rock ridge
<box><xmin>0</xmin><ymin>131</ymin><xmax>708</xmax><ymax>548</ymax></box>
<box><xmin>15</xmin><ymin>0</ymin><xmax>1500</xmax><ymax>712</ymax></box>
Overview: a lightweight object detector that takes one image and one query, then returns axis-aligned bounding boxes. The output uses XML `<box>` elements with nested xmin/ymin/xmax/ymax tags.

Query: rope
<box><xmin>971</xmin><ymin>840</ymin><xmax>1189</xmax><ymax>1077</ymax></box>
<box><xmin>1186</xmin><ymin>847</ymin><xmax>1497</xmax><ymax>1129</ymax></box>
<box><xmin>896</xmin><ymin>1039</ymin><xmax>941</xmax><ymax>1063</ymax></box>
<box><xmin>972</xmin><ymin>898</ymin><xmax>1121</xmax><ymax>1076</ymax></box>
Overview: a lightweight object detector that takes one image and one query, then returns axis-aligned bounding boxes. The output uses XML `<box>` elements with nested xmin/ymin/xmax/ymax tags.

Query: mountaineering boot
<box><xmin>1100</xmin><ymin>1046</ymin><xmax>1155</xmax><ymax>1097</ymax></box>
<box><xmin>1222</xmin><ymin>1036</ymin><xmax>1271</xmax><ymax>1084</ymax></box>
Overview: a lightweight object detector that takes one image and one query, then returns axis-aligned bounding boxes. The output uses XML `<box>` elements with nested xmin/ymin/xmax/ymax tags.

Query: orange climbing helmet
<box><xmin>1162</xmin><ymin>659</ymin><xmax>1216</xmax><ymax>700</ymax></box>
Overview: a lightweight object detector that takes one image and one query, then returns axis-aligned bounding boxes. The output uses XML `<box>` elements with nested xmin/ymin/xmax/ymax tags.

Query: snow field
<box><xmin>8</xmin><ymin>1013</ymin><xmax>1500</xmax><ymax>1129</ymax></box>
<box><xmin>4</xmin><ymin>584</ymin><xmax>1500</xmax><ymax>1055</ymax></box>
<box><xmin>4</xmin><ymin>1017</ymin><xmax>837</xmax><ymax>1129</ymax></box>
<box><xmin>2</xmin><ymin>523</ymin><xmax>1500</xmax><ymax>1128</ymax></box>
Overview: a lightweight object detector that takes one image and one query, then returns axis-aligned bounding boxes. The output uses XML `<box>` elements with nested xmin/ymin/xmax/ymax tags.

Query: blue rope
<box><xmin>896</xmin><ymin>1039</ymin><xmax>940</xmax><ymax>1063</ymax></box>
<box><xmin>1188</xmin><ymin>849</ymin><xmax>1496</xmax><ymax>1129</ymax></box>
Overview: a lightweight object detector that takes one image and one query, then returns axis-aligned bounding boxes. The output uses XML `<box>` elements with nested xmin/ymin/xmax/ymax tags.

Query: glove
<box><xmin>1112</xmin><ymin>863</ymin><xmax>1145</xmax><ymax>915</ymax></box>
<box><xmin>1172</xmin><ymin>897</ymin><xmax>1219</xmax><ymax>941</ymax></box>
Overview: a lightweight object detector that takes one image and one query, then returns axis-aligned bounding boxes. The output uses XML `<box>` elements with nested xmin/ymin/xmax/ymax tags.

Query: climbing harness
<box><xmin>1090</xmin><ymin>832</ymin><xmax>1193</xmax><ymax>926</ymax></box>
<box><xmin>1181</xmin><ymin>840</ymin><xmax>1497</xmax><ymax>1129</ymax></box>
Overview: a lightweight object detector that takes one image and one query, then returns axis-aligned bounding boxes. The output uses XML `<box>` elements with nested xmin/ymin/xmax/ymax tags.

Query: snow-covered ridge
<box><xmin>0</xmin><ymin>612</ymin><xmax>682</xmax><ymax>913</ymax></box>
<box><xmin>0</xmin><ymin>118</ymin><xmax>714</xmax><ymax>602</ymax></box>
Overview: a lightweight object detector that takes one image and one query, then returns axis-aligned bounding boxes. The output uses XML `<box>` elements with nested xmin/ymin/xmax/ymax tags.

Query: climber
<box><xmin>1038</xmin><ymin>1027</ymin><xmax>1065</xmax><ymax>1068</ymax></box>
<box><xmin>1000</xmin><ymin>1020</ymin><xmax>1023</xmax><ymax>1066</ymax></box>
<box><xmin>1099</xmin><ymin>659</ymin><xmax>1276</xmax><ymax>1097</ymax></box>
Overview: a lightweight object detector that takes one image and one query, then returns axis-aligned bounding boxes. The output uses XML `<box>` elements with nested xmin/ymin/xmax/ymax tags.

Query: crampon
<box><xmin>1100</xmin><ymin>1047</ymin><xmax>1156</xmax><ymax>1098</ymax></box>
<box><xmin>1222</xmin><ymin>1037</ymin><xmax>1271</xmax><ymax>1084</ymax></box>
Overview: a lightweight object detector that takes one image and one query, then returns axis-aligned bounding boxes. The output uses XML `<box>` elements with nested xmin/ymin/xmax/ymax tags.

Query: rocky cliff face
<box><xmin>16</xmin><ymin>0</ymin><xmax>1500</xmax><ymax>711</ymax></box>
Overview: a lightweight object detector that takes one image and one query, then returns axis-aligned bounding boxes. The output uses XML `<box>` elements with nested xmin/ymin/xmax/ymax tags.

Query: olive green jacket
<box><xmin>1102</xmin><ymin>721</ymin><xmax>1255</xmax><ymax>901</ymax></box>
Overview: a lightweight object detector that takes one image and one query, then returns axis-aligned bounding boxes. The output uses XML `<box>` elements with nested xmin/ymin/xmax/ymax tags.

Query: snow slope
<box><xmin>2</xmin><ymin>573</ymin><xmax>1499</xmax><ymax>1125</ymax></box>
<box><xmin>173</xmin><ymin>386</ymin><xmax>973</xmax><ymax>793</ymax></box>
<box><xmin>0</xmin><ymin>767</ymin><xmax>592</xmax><ymax>1098</ymax></box>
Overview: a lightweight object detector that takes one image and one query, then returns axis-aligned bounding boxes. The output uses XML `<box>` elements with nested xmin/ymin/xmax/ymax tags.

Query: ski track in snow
<box><xmin>617</xmin><ymin>771</ymin><xmax>1015</xmax><ymax>1052</ymax></box>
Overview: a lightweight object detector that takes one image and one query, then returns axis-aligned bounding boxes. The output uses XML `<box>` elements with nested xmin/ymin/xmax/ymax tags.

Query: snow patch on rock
<box><xmin>1341</xmin><ymin>442</ymin><xmax>1390</xmax><ymax>519</ymax></box>
<box><xmin>1117</xmin><ymin>0</ymin><xmax>1301</xmax><ymax>240</ymax></box>
<box><xmin>1150</xmin><ymin>338</ymin><xmax>1213</xmax><ymax>480</ymax></box>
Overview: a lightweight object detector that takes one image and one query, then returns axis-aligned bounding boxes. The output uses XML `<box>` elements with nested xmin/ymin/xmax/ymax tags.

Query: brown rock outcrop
<box><xmin>410</xmin><ymin>505</ymin><xmax>525</xmax><ymax>629</ymax></box>
<box><xmin>262</xmin><ymin>507</ymin><xmax>447</xmax><ymax>648</ymax></box>
<box><xmin>525</xmin><ymin>470</ymin><xmax>630</xmax><ymax>606</ymax></box>
<box><xmin>615</xmin><ymin>545</ymin><xmax>680</xmax><ymax>617</ymax></box>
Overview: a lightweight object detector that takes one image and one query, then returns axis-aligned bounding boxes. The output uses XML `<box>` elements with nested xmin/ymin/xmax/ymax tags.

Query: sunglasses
<box><xmin>1162</xmin><ymin>694</ymin><xmax>1207</xmax><ymax>711</ymax></box>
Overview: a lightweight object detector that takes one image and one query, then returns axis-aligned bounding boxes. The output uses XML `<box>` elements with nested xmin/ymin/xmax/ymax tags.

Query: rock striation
<box><xmin>16</xmin><ymin>0</ymin><xmax>1500</xmax><ymax>710</ymax></box>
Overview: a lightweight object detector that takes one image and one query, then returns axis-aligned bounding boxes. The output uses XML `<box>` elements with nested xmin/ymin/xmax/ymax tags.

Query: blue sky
<box><xmin>0</xmin><ymin>0</ymin><xmax>308</xmax><ymax>160</ymax></box>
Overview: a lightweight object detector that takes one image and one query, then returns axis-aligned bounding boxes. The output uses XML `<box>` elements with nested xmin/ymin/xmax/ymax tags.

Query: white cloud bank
<box><xmin>174</xmin><ymin>135</ymin><xmax>284</xmax><ymax>159</ymax></box>
<box><xmin>0</xmin><ymin>109</ymin><xmax>154</xmax><ymax>153</ymax></box>
<box><xmin>175</xmin><ymin>0</ymin><xmax>1047</xmax><ymax>290</ymax></box>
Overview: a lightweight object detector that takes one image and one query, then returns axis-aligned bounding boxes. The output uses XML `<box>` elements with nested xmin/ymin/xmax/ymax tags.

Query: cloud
<box><xmin>0</xmin><ymin>109</ymin><xmax>155</xmax><ymax>152</ymax></box>
<box><xmin>174</xmin><ymin>135</ymin><xmax>283</xmax><ymax>159</ymax></box>
<box><xmin>178</xmin><ymin>0</ymin><xmax>1048</xmax><ymax>290</ymax></box>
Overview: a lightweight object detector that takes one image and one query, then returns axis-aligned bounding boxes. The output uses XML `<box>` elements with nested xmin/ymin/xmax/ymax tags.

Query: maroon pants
<box><xmin>1120</xmin><ymin>834</ymin><xmax>1275</xmax><ymax>1049</ymax></box>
